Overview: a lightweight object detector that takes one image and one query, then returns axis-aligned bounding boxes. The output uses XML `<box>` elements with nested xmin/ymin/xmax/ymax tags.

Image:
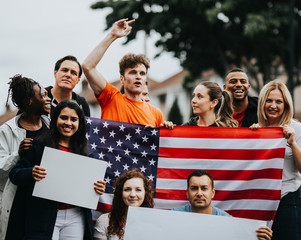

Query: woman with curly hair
<box><xmin>93</xmin><ymin>169</ymin><xmax>154</xmax><ymax>240</ymax></box>
<box><xmin>0</xmin><ymin>74</ymin><xmax>51</xmax><ymax>240</ymax></box>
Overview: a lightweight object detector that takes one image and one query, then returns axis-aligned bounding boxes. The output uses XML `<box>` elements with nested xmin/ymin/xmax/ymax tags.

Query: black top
<box><xmin>46</xmin><ymin>86</ymin><xmax>90</xmax><ymax>117</ymax></box>
<box><xmin>19</xmin><ymin>121</ymin><xmax>48</xmax><ymax>139</ymax></box>
<box><xmin>240</xmin><ymin>96</ymin><xmax>258</xmax><ymax>127</ymax></box>
<box><xmin>182</xmin><ymin>116</ymin><xmax>218</xmax><ymax>127</ymax></box>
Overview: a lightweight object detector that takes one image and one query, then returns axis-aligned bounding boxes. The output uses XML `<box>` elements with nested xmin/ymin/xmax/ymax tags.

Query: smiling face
<box><xmin>30</xmin><ymin>84</ymin><xmax>51</xmax><ymax>115</ymax></box>
<box><xmin>122</xmin><ymin>177</ymin><xmax>146</xmax><ymax>207</ymax></box>
<box><xmin>187</xmin><ymin>175</ymin><xmax>215</xmax><ymax>212</ymax></box>
<box><xmin>264</xmin><ymin>89</ymin><xmax>285</xmax><ymax>125</ymax></box>
<box><xmin>54</xmin><ymin>60</ymin><xmax>80</xmax><ymax>91</ymax></box>
<box><xmin>191</xmin><ymin>85</ymin><xmax>217</xmax><ymax>116</ymax></box>
<box><xmin>56</xmin><ymin>107</ymin><xmax>79</xmax><ymax>144</ymax></box>
<box><xmin>224</xmin><ymin>72</ymin><xmax>250</xmax><ymax>102</ymax></box>
<box><xmin>121</xmin><ymin>63</ymin><xmax>147</xmax><ymax>99</ymax></box>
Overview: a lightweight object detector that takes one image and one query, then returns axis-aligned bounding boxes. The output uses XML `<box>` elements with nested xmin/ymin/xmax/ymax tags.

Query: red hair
<box><xmin>108</xmin><ymin>169</ymin><xmax>154</xmax><ymax>238</ymax></box>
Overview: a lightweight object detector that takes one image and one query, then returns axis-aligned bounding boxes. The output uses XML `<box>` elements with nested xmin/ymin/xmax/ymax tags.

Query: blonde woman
<box><xmin>251</xmin><ymin>80</ymin><xmax>301</xmax><ymax>240</ymax></box>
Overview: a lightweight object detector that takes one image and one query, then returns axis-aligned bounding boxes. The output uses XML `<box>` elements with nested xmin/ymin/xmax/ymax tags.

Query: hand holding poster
<box><xmin>33</xmin><ymin>147</ymin><xmax>107</xmax><ymax>209</ymax></box>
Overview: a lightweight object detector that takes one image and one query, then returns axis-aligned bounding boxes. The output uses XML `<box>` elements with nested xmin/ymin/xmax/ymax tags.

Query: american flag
<box><xmin>85</xmin><ymin>117</ymin><xmax>286</xmax><ymax>221</ymax></box>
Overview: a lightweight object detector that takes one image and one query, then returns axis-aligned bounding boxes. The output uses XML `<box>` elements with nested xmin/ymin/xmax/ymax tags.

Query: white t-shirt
<box><xmin>93</xmin><ymin>213</ymin><xmax>120</xmax><ymax>240</ymax></box>
<box><xmin>281</xmin><ymin>119</ymin><xmax>301</xmax><ymax>198</ymax></box>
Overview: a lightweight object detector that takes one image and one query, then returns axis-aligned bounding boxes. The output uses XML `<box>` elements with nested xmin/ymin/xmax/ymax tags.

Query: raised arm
<box><xmin>82</xmin><ymin>18</ymin><xmax>135</xmax><ymax>97</ymax></box>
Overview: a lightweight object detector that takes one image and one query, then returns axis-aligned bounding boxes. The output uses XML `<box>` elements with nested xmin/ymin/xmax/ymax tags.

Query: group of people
<box><xmin>0</xmin><ymin>73</ymin><xmax>105</xmax><ymax>239</ymax></box>
<box><xmin>0</xmin><ymin>17</ymin><xmax>300</xmax><ymax>240</ymax></box>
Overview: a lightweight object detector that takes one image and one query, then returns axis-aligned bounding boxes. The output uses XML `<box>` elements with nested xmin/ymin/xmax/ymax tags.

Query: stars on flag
<box><xmin>125</xmin><ymin>133</ymin><xmax>132</xmax><ymax>140</ymax></box>
<box><xmin>124</xmin><ymin>148</ymin><xmax>130</xmax><ymax>155</ymax></box>
<box><xmin>100</xmin><ymin>137</ymin><xmax>107</xmax><ymax>144</ymax></box>
<box><xmin>114</xmin><ymin>170</ymin><xmax>121</xmax><ymax>177</ymax></box>
<box><xmin>149</xmin><ymin>159</ymin><xmax>156</xmax><ymax>166</ymax></box>
<box><xmin>141</xmin><ymin>150</ymin><xmax>147</xmax><ymax>157</ymax></box>
<box><xmin>132</xmin><ymin>157</ymin><xmax>139</xmax><ymax>164</ymax></box>
<box><xmin>133</xmin><ymin>142</ymin><xmax>140</xmax><ymax>149</ymax></box>
<box><xmin>107</xmin><ymin>146</ymin><xmax>114</xmax><ymax>153</ymax></box>
<box><xmin>93</xmin><ymin>127</ymin><xmax>100</xmax><ymax>134</ymax></box>
<box><xmin>103</xmin><ymin>122</ymin><xmax>109</xmax><ymax>128</ymax></box>
<box><xmin>150</xmin><ymin>144</ymin><xmax>157</xmax><ymax>151</ymax></box>
<box><xmin>119</xmin><ymin>125</ymin><xmax>125</xmax><ymax>132</ymax></box>
<box><xmin>109</xmin><ymin>130</ymin><xmax>116</xmax><ymax>138</ymax></box>
<box><xmin>90</xmin><ymin>142</ymin><xmax>97</xmax><ymax>150</ymax></box>
<box><xmin>123</xmin><ymin>163</ymin><xmax>130</xmax><ymax>170</ymax></box>
<box><xmin>116</xmin><ymin>140</ymin><xmax>123</xmax><ymax>146</ymax></box>
<box><xmin>135</xmin><ymin>127</ymin><xmax>142</xmax><ymax>134</ymax></box>
<box><xmin>98</xmin><ymin>152</ymin><xmax>105</xmax><ymax>159</ymax></box>
<box><xmin>105</xmin><ymin>176</ymin><xmax>111</xmax><ymax>184</ymax></box>
<box><xmin>142</xmin><ymin>135</ymin><xmax>149</xmax><ymax>142</ymax></box>
<box><xmin>148</xmin><ymin>174</ymin><xmax>155</xmax><ymax>181</ymax></box>
<box><xmin>151</xmin><ymin>129</ymin><xmax>158</xmax><ymax>135</ymax></box>
<box><xmin>86</xmin><ymin>117</ymin><xmax>160</xmax><ymax>194</ymax></box>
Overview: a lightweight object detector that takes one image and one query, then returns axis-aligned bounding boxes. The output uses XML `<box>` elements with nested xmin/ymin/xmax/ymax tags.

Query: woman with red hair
<box><xmin>93</xmin><ymin>169</ymin><xmax>154</xmax><ymax>240</ymax></box>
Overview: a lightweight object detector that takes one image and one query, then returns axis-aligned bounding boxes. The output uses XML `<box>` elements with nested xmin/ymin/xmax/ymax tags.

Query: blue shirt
<box><xmin>172</xmin><ymin>204</ymin><xmax>230</xmax><ymax>217</ymax></box>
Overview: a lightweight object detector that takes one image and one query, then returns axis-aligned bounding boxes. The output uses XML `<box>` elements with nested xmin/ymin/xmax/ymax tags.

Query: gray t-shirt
<box><xmin>94</xmin><ymin>213</ymin><xmax>120</xmax><ymax>240</ymax></box>
<box><xmin>172</xmin><ymin>204</ymin><xmax>230</xmax><ymax>216</ymax></box>
<box><xmin>281</xmin><ymin>119</ymin><xmax>301</xmax><ymax>198</ymax></box>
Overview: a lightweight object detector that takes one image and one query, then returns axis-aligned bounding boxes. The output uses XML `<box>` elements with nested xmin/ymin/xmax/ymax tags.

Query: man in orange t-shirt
<box><xmin>82</xmin><ymin>19</ymin><xmax>163</xmax><ymax>127</ymax></box>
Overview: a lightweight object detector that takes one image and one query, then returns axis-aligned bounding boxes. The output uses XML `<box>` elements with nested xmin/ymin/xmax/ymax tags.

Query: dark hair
<box><xmin>187</xmin><ymin>170</ymin><xmax>214</xmax><ymax>189</ymax></box>
<box><xmin>120</xmin><ymin>85</ymin><xmax>125</xmax><ymax>94</ymax></box>
<box><xmin>54</xmin><ymin>55</ymin><xmax>82</xmax><ymax>77</ymax></box>
<box><xmin>108</xmin><ymin>169</ymin><xmax>154</xmax><ymax>238</ymax></box>
<box><xmin>39</xmin><ymin>100</ymin><xmax>87</xmax><ymax>155</ymax></box>
<box><xmin>119</xmin><ymin>53</ymin><xmax>150</xmax><ymax>76</ymax></box>
<box><xmin>199</xmin><ymin>81</ymin><xmax>238</xmax><ymax>127</ymax></box>
<box><xmin>224</xmin><ymin>68</ymin><xmax>246</xmax><ymax>79</ymax></box>
<box><xmin>7</xmin><ymin>74</ymin><xmax>41</xmax><ymax>112</ymax></box>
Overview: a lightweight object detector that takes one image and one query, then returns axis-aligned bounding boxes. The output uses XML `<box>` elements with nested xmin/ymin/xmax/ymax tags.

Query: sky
<box><xmin>0</xmin><ymin>0</ymin><xmax>182</xmax><ymax>115</ymax></box>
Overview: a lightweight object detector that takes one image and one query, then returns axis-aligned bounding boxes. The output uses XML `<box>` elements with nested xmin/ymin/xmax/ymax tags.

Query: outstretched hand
<box><xmin>110</xmin><ymin>18</ymin><xmax>135</xmax><ymax>39</ymax></box>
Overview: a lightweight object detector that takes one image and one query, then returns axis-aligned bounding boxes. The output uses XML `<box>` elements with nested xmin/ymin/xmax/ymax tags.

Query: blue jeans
<box><xmin>272</xmin><ymin>188</ymin><xmax>301</xmax><ymax>240</ymax></box>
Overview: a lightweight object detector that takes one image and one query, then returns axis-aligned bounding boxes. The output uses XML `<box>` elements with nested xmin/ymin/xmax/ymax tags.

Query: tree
<box><xmin>168</xmin><ymin>97</ymin><xmax>183</xmax><ymax>125</ymax></box>
<box><xmin>91</xmin><ymin>0</ymin><xmax>301</xmax><ymax>94</ymax></box>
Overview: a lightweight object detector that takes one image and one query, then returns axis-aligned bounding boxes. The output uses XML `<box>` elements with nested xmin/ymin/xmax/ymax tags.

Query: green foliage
<box><xmin>168</xmin><ymin>97</ymin><xmax>183</xmax><ymax>125</ymax></box>
<box><xmin>91</xmin><ymin>0</ymin><xmax>301</xmax><ymax>93</ymax></box>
